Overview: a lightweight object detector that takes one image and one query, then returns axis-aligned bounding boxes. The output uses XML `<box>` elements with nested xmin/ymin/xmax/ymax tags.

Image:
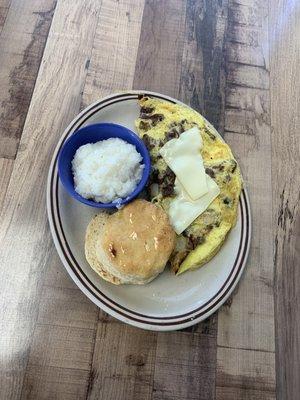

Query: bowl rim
<box><xmin>57</xmin><ymin>122</ymin><xmax>151</xmax><ymax>209</ymax></box>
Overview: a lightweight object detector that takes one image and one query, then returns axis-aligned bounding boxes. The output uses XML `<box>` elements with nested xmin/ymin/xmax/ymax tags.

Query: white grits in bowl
<box><xmin>71</xmin><ymin>138</ymin><xmax>144</xmax><ymax>203</ymax></box>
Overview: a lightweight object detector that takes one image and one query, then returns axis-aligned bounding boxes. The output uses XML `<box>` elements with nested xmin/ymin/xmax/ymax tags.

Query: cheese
<box><xmin>168</xmin><ymin>176</ymin><xmax>220</xmax><ymax>235</ymax></box>
<box><xmin>159</xmin><ymin>126</ymin><xmax>221</xmax><ymax>234</ymax></box>
<box><xmin>159</xmin><ymin>127</ymin><xmax>208</xmax><ymax>200</ymax></box>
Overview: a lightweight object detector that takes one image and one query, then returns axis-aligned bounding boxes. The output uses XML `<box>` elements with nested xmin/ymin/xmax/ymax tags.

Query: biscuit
<box><xmin>85</xmin><ymin>200</ymin><xmax>176</xmax><ymax>285</ymax></box>
<box><xmin>85</xmin><ymin>213</ymin><xmax>121</xmax><ymax>285</ymax></box>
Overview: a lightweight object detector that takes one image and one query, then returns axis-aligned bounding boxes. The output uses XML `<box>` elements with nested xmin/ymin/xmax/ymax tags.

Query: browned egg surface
<box><xmin>101</xmin><ymin>199</ymin><xmax>176</xmax><ymax>278</ymax></box>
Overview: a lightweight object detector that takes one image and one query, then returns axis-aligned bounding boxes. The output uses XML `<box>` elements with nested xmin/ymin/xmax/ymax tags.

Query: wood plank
<box><xmin>0</xmin><ymin>2</ymin><xmax>290</xmax><ymax>400</ymax></box>
<box><xmin>216</xmin><ymin>133</ymin><xmax>275</xmax><ymax>349</ymax></box>
<box><xmin>0</xmin><ymin>157</ymin><xmax>13</xmax><ymax>211</ymax></box>
<box><xmin>168</xmin><ymin>0</ymin><xmax>228</xmax><ymax>337</ymax></box>
<box><xmin>179</xmin><ymin>0</ymin><xmax>228</xmax><ymax>132</ymax></box>
<box><xmin>225</xmin><ymin>108</ymin><xmax>258</xmax><ymax>135</ymax></box>
<box><xmin>217</xmin><ymin>0</ymin><xmax>274</xmax><ymax>351</ymax></box>
<box><xmin>82</xmin><ymin>0</ymin><xmax>145</xmax><ymax>108</ymax></box>
<box><xmin>87</xmin><ymin>323</ymin><xmax>156</xmax><ymax>400</ymax></box>
<box><xmin>0</xmin><ymin>0</ymin><xmax>11</xmax><ymax>33</ymax></box>
<box><xmin>0</xmin><ymin>0</ymin><xmax>57</xmax><ymax>158</ymax></box>
<box><xmin>227</xmin><ymin>63</ymin><xmax>269</xmax><ymax>90</ymax></box>
<box><xmin>81</xmin><ymin>2</ymin><xmax>163</xmax><ymax>399</ymax></box>
<box><xmin>36</xmin><ymin>285</ymin><xmax>98</xmax><ymax>330</ymax></box>
<box><xmin>269</xmin><ymin>1</ymin><xmax>300</xmax><ymax>399</ymax></box>
<box><xmin>0</xmin><ymin>0</ymin><xmax>12</xmax><ymax>8</ymax></box>
<box><xmin>226</xmin><ymin>41</ymin><xmax>266</xmax><ymax>67</ymax></box>
<box><xmin>216</xmin><ymin>387</ymin><xmax>276</xmax><ymax>400</ymax></box>
<box><xmin>0</xmin><ymin>8</ymin><xmax>8</xmax><ymax>33</ymax></box>
<box><xmin>86</xmin><ymin>1</ymin><xmax>226</xmax><ymax>397</ymax></box>
<box><xmin>226</xmin><ymin>85</ymin><xmax>269</xmax><ymax>110</ymax></box>
<box><xmin>228</xmin><ymin>24</ymin><xmax>260</xmax><ymax>46</ymax></box>
<box><xmin>133</xmin><ymin>0</ymin><xmax>186</xmax><ymax>97</ymax></box>
<box><xmin>133</xmin><ymin>1</ymin><xmax>228</xmax><ymax>399</ymax></box>
<box><xmin>27</xmin><ymin>325</ymin><xmax>95</xmax><ymax>370</ymax></box>
<box><xmin>21</xmin><ymin>365</ymin><xmax>90</xmax><ymax>400</ymax></box>
<box><xmin>153</xmin><ymin>332</ymin><xmax>216</xmax><ymax>400</ymax></box>
<box><xmin>225</xmin><ymin>85</ymin><xmax>270</xmax><ymax>135</ymax></box>
<box><xmin>216</xmin><ymin>0</ymin><xmax>276</xmax><ymax>397</ymax></box>
<box><xmin>0</xmin><ymin>1</ymin><xmax>102</xmax><ymax>398</ymax></box>
<box><xmin>228</xmin><ymin>2</ymin><xmax>263</xmax><ymax>27</ymax></box>
<box><xmin>42</xmin><ymin>247</ymin><xmax>82</xmax><ymax>290</ymax></box>
<box><xmin>216</xmin><ymin>347</ymin><xmax>275</xmax><ymax>400</ymax></box>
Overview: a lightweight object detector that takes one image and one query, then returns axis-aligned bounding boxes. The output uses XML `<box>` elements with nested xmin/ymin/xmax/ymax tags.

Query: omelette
<box><xmin>135</xmin><ymin>95</ymin><xmax>242</xmax><ymax>275</ymax></box>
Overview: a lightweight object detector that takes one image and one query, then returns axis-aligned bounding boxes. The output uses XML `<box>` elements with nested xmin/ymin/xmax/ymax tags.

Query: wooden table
<box><xmin>0</xmin><ymin>0</ymin><xmax>299</xmax><ymax>399</ymax></box>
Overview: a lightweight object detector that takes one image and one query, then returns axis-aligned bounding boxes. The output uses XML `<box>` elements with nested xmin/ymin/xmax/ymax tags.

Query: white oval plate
<box><xmin>47</xmin><ymin>91</ymin><xmax>251</xmax><ymax>331</ymax></box>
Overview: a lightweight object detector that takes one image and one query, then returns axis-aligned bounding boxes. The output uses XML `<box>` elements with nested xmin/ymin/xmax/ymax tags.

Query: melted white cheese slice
<box><xmin>159</xmin><ymin>127</ymin><xmax>207</xmax><ymax>200</ymax></box>
<box><xmin>168</xmin><ymin>176</ymin><xmax>220</xmax><ymax>235</ymax></box>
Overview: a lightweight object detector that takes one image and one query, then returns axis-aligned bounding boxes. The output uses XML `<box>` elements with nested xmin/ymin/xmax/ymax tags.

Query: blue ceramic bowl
<box><xmin>58</xmin><ymin>123</ymin><xmax>151</xmax><ymax>208</ymax></box>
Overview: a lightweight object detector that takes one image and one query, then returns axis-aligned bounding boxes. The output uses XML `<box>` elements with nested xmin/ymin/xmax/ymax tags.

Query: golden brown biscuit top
<box><xmin>100</xmin><ymin>199</ymin><xmax>176</xmax><ymax>278</ymax></box>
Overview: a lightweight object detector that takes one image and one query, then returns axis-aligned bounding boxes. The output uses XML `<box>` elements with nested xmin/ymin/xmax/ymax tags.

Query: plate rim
<box><xmin>46</xmin><ymin>90</ymin><xmax>252</xmax><ymax>331</ymax></box>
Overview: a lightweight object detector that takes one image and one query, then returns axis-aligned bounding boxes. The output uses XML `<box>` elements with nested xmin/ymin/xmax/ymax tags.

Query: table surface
<box><xmin>0</xmin><ymin>0</ymin><xmax>299</xmax><ymax>399</ymax></box>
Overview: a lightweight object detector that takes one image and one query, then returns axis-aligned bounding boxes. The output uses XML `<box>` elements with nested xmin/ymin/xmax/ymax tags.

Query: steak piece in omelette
<box><xmin>135</xmin><ymin>96</ymin><xmax>242</xmax><ymax>275</ymax></box>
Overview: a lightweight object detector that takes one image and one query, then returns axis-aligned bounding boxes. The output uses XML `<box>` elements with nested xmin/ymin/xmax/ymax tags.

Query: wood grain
<box><xmin>153</xmin><ymin>332</ymin><xmax>216</xmax><ymax>400</ymax></box>
<box><xmin>133</xmin><ymin>1</ymin><xmax>229</xmax><ymax>399</ymax></box>
<box><xmin>269</xmin><ymin>1</ymin><xmax>300</xmax><ymax>399</ymax></box>
<box><xmin>178</xmin><ymin>0</ymin><xmax>226</xmax><ymax>337</ymax></box>
<box><xmin>0</xmin><ymin>0</ymin><xmax>102</xmax><ymax>398</ymax></box>
<box><xmin>81</xmin><ymin>2</ymin><xmax>162</xmax><ymax>399</ymax></box>
<box><xmin>42</xmin><ymin>247</ymin><xmax>82</xmax><ymax>290</ymax></box>
<box><xmin>27</xmin><ymin>325</ymin><xmax>95</xmax><ymax>371</ymax></box>
<box><xmin>1</xmin><ymin>0</ymin><xmax>298</xmax><ymax>398</ymax></box>
<box><xmin>87</xmin><ymin>323</ymin><xmax>157</xmax><ymax>400</ymax></box>
<box><xmin>216</xmin><ymin>0</ymin><xmax>275</xmax><ymax>398</ymax></box>
<box><xmin>21</xmin><ymin>365</ymin><xmax>90</xmax><ymax>400</ymax></box>
<box><xmin>179</xmin><ymin>0</ymin><xmax>228</xmax><ymax>132</ymax></box>
<box><xmin>133</xmin><ymin>0</ymin><xmax>186</xmax><ymax>97</ymax></box>
<box><xmin>82</xmin><ymin>0</ymin><xmax>145</xmax><ymax>108</ymax></box>
<box><xmin>0</xmin><ymin>0</ymin><xmax>11</xmax><ymax>34</ymax></box>
<box><xmin>36</xmin><ymin>285</ymin><xmax>98</xmax><ymax>330</ymax></box>
<box><xmin>216</xmin><ymin>347</ymin><xmax>275</xmax><ymax>400</ymax></box>
<box><xmin>0</xmin><ymin>0</ymin><xmax>57</xmax><ymax>159</ymax></box>
<box><xmin>0</xmin><ymin>157</ymin><xmax>13</xmax><ymax>211</ymax></box>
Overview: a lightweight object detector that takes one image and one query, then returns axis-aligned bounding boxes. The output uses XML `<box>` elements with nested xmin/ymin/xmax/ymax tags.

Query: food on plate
<box><xmin>159</xmin><ymin>126</ymin><xmax>210</xmax><ymax>200</ymax></box>
<box><xmin>72</xmin><ymin>138</ymin><xmax>144</xmax><ymax>203</ymax></box>
<box><xmin>159</xmin><ymin>127</ymin><xmax>221</xmax><ymax>234</ymax></box>
<box><xmin>135</xmin><ymin>96</ymin><xmax>242</xmax><ymax>275</ymax></box>
<box><xmin>85</xmin><ymin>212</ymin><xmax>120</xmax><ymax>284</ymax></box>
<box><xmin>85</xmin><ymin>199</ymin><xmax>176</xmax><ymax>285</ymax></box>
